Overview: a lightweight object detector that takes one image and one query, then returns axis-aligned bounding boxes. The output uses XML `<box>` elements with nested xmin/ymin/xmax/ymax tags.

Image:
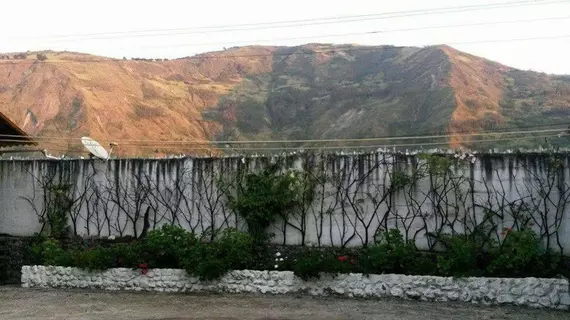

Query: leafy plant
<box><xmin>227</xmin><ymin>164</ymin><xmax>306</xmax><ymax>244</ymax></box>
<box><xmin>70</xmin><ymin>247</ymin><xmax>116</xmax><ymax>271</ymax></box>
<box><xmin>435</xmin><ymin>233</ymin><xmax>492</xmax><ymax>277</ymax></box>
<box><xmin>293</xmin><ymin>249</ymin><xmax>325</xmax><ymax>281</ymax></box>
<box><xmin>488</xmin><ymin>228</ymin><xmax>560</xmax><ymax>277</ymax></box>
<box><xmin>32</xmin><ymin>239</ymin><xmax>72</xmax><ymax>266</ymax></box>
<box><xmin>364</xmin><ymin>229</ymin><xmax>433</xmax><ymax>275</ymax></box>
<box><xmin>42</xmin><ymin>184</ymin><xmax>73</xmax><ymax>238</ymax></box>
<box><xmin>183</xmin><ymin>228</ymin><xmax>255</xmax><ymax>280</ymax></box>
<box><xmin>141</xmin><ymin>225</ymin><xmax>198</xmax><ymax>268</ymax></box>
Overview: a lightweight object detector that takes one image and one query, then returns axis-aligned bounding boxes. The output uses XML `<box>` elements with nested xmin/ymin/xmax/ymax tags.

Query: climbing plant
<box><xmin>226</xmin><ymin>162</ymin><xmax>309</xmax><ymax>244</ymax></box>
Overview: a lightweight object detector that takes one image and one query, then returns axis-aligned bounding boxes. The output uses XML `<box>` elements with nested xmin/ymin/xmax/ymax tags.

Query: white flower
<box><xmin>279</xmin><ymin>258</ymin><xmax>284</xmax><ymax>262</ymax></box>
<box><xmin>274</xmin><ymin>265</ymin><xmax>278</xmax><ymax>269</ymax></box>
<box><xmin>275</xmin><ymin>252</ymin><xmax>281</xmax><ymax>257</ymax></box>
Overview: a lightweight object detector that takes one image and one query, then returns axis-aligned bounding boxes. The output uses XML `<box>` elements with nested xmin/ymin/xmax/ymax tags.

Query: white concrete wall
<box><xmin>21</xmin><ymin>266</ymin><xmax>570</xmax><ymax>310</ymax></box>
<box><xmin>1</xmin><ymin>153</ymin><xmax>570</xmax><ymax>252</ymax></box>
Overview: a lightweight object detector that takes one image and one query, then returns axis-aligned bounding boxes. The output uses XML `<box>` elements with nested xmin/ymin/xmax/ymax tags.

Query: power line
<box><xmin>11</xmin><ymin>0</ymin><xmax>566</xmax><ymax>42</ymax></box>
<box><xmin>2</xmin><ymin>31</ymin><xmax>570</xmax><ymax>65</ymax></box>
<box><xmin>30</xmin><ymin>134</ymin><xmax>561</xmax><ymax>154</ymax></box>
<box><xmin>136</xmin><ymin>15</ymin><xmax>570</xmax><ymax>49</ymax></box>
<box><xmin>0</xmin><ymin>126</ymin><xmax>567</xmax><ymax>146</ymax></box>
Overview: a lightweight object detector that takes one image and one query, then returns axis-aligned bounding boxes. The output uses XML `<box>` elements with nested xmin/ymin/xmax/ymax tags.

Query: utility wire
<box><xmin>2</xmin><ymin>32</ymin><xmax>570</xmax><ymax>65</ymax></box>
<box><xmin>0</xmin><ymin>127</ymin><xmax>567</xmax><ymax>146</ymax></box>
<box><xmin>136</xmin><ymin>15</ymin><xmax>570</xmax><ymax>49</ymax></box>
<box><xmin>12</xmin><ymin>0</ymin><xmax>566</xmax><ymax>42</ymax></box>
<box><xmin>22</xmin><ymin>134</ymin><xmax>561</xmax><ymax>154</ymax></box>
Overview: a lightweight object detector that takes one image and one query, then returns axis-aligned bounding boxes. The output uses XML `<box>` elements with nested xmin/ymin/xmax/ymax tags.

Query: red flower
<box><xmin>338</xmin><ymin>255</ymin><xmax>349</xmax><ymax>262</ymax></box>
<box><xmin>138</xmin><ymin>263</ymin><xmax>148</xmax><ymax>269</ymax></box>
<box><xmin>349</xmin><ymin>258</ymin><xmax>356</xmax><ymax>265</ymax></box>
<box><xmin>141</xmin><ymin>269</ymin><xmax>148</xmax><ymax>275</ymax></box>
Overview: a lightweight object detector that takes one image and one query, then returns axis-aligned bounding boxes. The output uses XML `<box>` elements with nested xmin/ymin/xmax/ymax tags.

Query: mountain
<box><xmin>0</xmin><ymin>45</ymin><xmax>569</xmax><ymax>156</ymax></box>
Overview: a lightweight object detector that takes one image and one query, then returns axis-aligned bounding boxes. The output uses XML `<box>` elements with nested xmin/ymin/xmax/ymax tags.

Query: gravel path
<box><xmin>0</xmin><ymin>286</ymin><xmax>568</xmax><ymax>320</ymax></box>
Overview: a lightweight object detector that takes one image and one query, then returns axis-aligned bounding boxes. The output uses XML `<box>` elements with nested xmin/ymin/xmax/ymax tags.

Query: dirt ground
<box><xmin>0</xmin><ymin>286</ymin><xmax>568</xmax><ymax>320</ymax></box>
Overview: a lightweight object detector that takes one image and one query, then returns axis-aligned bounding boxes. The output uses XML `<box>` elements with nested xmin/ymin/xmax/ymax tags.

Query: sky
<box><xmin>1</xmin><ymin>0</ymin><xmax>570</xmax><ymax>74</ymax></box>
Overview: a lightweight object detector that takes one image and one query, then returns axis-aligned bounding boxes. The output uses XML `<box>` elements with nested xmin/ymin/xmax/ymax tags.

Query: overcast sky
<box><xmin>1</xmin><ymin>0</ymin><xmax>569</xmax><ymax>74</ymax></box>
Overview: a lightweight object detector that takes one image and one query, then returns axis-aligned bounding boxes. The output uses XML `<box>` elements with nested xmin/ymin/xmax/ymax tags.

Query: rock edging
<box><xmin>21</xmin><ymin>266</ymin><xmax>570</xmax><ymax>310</ymax></box>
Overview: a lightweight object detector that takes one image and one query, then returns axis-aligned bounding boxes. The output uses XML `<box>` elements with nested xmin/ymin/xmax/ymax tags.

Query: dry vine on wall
<box><xmin>22</xmin><ymin>153</ymin><xmax>570</xmax><ymax>254</ymax></box>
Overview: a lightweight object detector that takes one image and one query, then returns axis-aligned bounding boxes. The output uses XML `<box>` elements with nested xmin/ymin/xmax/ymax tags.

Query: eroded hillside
<box><xmin>1</xmin><ymin>45</ymin><xmax>569</xmax><ymax>156</ymax></box>
<box><xmin>0</xmin><ymin>47</ymin><xmax>275</xmax><ymax>156</ymax></box>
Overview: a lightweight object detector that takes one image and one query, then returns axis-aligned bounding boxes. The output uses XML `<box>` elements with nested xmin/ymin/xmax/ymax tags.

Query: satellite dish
<box><xmin>81</xmin><ymin>136</ymin><xmax>118</xmax><ymax>160</ymax></box>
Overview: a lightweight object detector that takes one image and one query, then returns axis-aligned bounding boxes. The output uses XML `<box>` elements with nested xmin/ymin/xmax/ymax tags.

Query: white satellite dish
<box><xmin>81</xmin><ymin>136</ymin><xmax>118</xmax><ymax>160</ymax></box>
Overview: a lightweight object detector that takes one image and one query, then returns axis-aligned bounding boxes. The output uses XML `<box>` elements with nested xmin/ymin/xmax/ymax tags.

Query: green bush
<box><xmin>488</xmin><ymin>228</ymin><xmax>560</xmax><ymax>277</ymax></box>
<box><xmin>32</xmin><ymin>239</ymin><xmax>72</xmax><ymax>267</ymax></box>
<box><xmin>435</xmin><ymin>232</ymin><xmax>493</xmax><ymax>277</ymax></box>
<box><xmin>141</xmin><ymin>225</ymin><xmax>198</xmax><ymax>268</ymax></box>
<box><xmin>183</xmin><ymin>228</ymin><xmax>256</xmax><ymax>280</ymax></box>
<box><xmin>293</xmin><ymin>249</ymin><xmax>325</xmax><ymax>281</ymax></box>
<box><xmin>70</xmin><ymin>247</ymin><xmax>117</xmax><ymax>271</ymax></box>
<box><xmin>363</xmin><ymin>229</ymin><xmax>434</xmax><ymax>275</ymax></box>
<box><xmin>28</xmin><ymin>226</ymin><xmax>568</xmax><ymax>281</ymax></box>
<box><xmin>292</xmin><ymin>248</ymin><xmax>360</xmax><ymax>281</ymax></box>
<box><xmin>227</xmin><ymin>165</ymin><xmax>306</xmax><ymax>244</ymax></box>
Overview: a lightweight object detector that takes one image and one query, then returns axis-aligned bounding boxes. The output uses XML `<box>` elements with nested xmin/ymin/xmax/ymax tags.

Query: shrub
<box><xmin>488</xmin><ymin>228</ymin><xmax>560</xmax><ymax>277</ymax></box>
<box><xmin>435</xmin><ymin>232</ymin><xmax>493</xmax><ymax>277</ymax></box>
<box><xmin>363</xmin><ymin>229</ymin><xmax>433</xmax><ymax>275</ymax></box>
<box><xmin>32</xmin><ymin>239</ymin><xmax>72</xmax><ymax>266</ymax></box>
<box><xmin>227</xmin><ymin>165</ymin><xmax>306</xmax><ymax>244</ymax></box>
<box><xmin>293</xmin><ymin>249</ymin><xmax>325</xmax><ymax>281</ymax></box>
<box><xmin>182</xmin><ymin>228</ymin><xmax>255</xmax><ymax>280</ymax></box>
<box><xmin>292</xmin><ymin>248</ymin><xmax>360</xmax><ymax>281</ymax></box>
<box><xmin>27</xmin><ymin>227</ymin><xmax>567</xmax><ymax>282</ymax></box>
<box><xmin>141</xmin><ymin>225</ymin><xmax>198</xmax><ymax>268</ymax></box>
<box><xmin>70</xmin><ymin>247</ymin><xmax>116</xmax><ymax>271</ymax></box>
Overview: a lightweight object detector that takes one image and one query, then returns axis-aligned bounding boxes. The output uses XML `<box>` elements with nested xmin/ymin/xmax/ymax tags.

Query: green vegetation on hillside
<box><xmin>205</xmin><ymin>45</ymin><xmax>457</xmax><ymax>148</ymax></box>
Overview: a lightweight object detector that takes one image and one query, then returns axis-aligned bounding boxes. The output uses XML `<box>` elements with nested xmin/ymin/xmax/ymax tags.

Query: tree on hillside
<box><xmin>37</xmin><ymin>53</ymin><xmax>47</xmax><ymax>61</ymax></box>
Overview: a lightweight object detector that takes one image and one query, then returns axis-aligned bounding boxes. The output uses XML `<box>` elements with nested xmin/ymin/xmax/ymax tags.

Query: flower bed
<box><xmin>21</xmin><ymin>266</ymin><xmax>570</xmax><ymax>310</ymax></box>
<box><xmin>22</xmin><ymin>225</ymin><xmax>570</xmax><ymax>310</ymax></box>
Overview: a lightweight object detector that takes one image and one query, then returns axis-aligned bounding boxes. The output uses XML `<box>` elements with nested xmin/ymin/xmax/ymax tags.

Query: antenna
<box><xmin>81</xmin><ymin>136</ymin><xmax>118</xmax><ymax>161</ymax></box>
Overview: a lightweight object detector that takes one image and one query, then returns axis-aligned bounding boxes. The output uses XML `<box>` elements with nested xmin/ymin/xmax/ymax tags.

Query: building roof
<box><xmin>0</xmin><ymin>111</ymin><xmax>37</xmax><ymax>148</ymax></box>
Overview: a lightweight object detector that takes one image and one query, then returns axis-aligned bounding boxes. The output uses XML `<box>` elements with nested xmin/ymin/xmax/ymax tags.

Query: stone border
<box><xmin>21</xmin><ymin>266</ymin><xmax>570</xmax><ymax>310</ymax></box>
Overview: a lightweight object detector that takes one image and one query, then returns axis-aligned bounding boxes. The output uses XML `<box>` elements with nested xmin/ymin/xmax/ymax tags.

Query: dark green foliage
<box><xmin>227</xmin><ymin>164</ymin><xmax>306</xmax><ymax>245</ymax></box>
<box><xmin>204</xmin><ymin>45</ymin><xmax>456</xmax><ymax>143</ymax></box>
<box><xmin>41</xmin><ymin>184</ymin><xmax>74</xmax><ymax>238</ymax></box>
<box><xmin>488</xmin><ymin>229</ymin><xmax>560</xmax><ymax>278</ymax></box>
<box><xmin>141</xmin><ymin>225</ymin><xmax>198</xmax><ymax>268</ymax></box>
<box><xmin>435</xmin><ymin>232</ymin><xmax>492</xmax><ymax>277</ymax></box>
<box><xmin>28</xmin><ymin>227</ymin><xmax>568</xmax><ymax>282</ymax></box>
<box><xmin>293</xmin><ymin>250</ymin><xmax>326</xmax><ymax>281</ymax></box>
<box><xmin>364</xmin><ymin>229</ymin><xmax>436</xmax><ymax>275</ymax></box>
<box><xmin>32</xmin><ymin>239</ymin><xmax>73</xmax><ymax>267</ymax></box>
<box><xmin>0</xmin><ymin>236</ymin><xmax>35</xmax><ymax>284</ymax></box>
<box><xmin>183</xmin><ymin>228</ymin><xmax>256</xmax><ymax>280</ymax></box>
<box><xmin>236</xmin><ymin>100</ymin><xmax>267</xmax><ymax>133</ymax></box>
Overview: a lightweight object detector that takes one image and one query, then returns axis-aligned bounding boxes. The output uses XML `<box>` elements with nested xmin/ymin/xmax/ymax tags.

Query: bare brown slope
<box><xmin>439</xmin><ymin>45</ymin><xmax>511</xmax><ymax>147</ymax></box>
<box><xmin>0</xmin><ymin>48</ymin><xmax>275</xmax><ymax>156</ymax></box>
<box><xmin>2</xmin><ymin>45</ymin><xmax>570</xmax><ymax>156</ymax></box>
